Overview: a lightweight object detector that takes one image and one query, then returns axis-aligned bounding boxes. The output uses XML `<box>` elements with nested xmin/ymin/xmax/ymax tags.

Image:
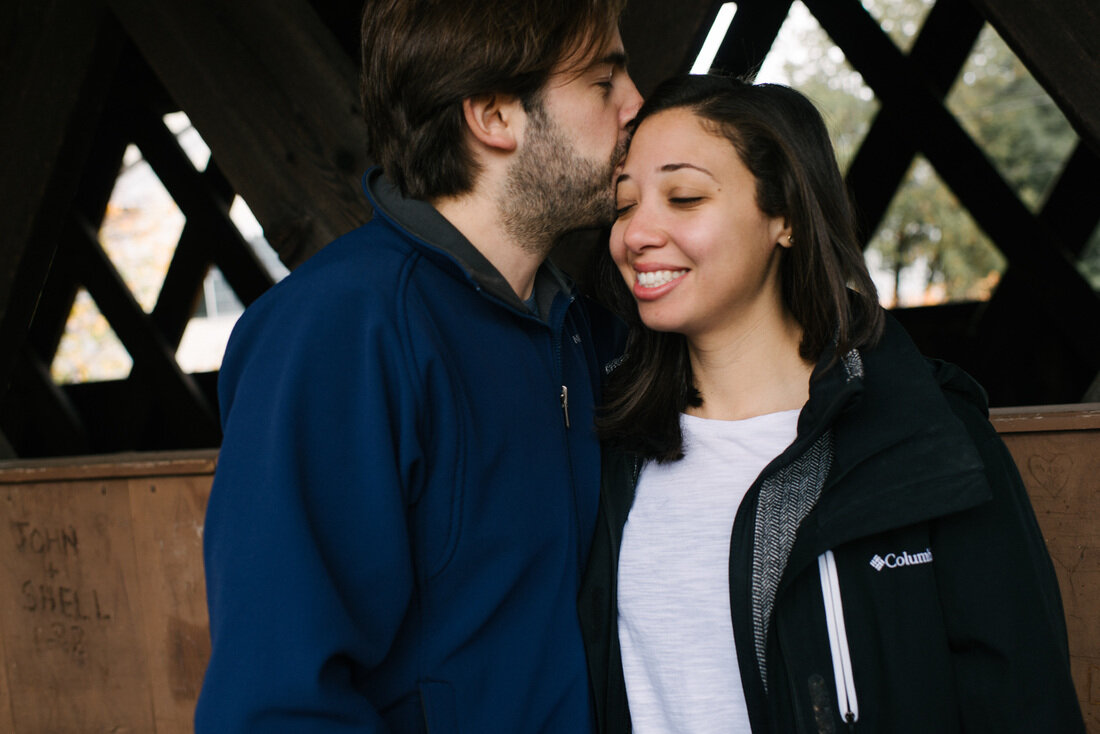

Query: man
<box><xmin>194</xmin><ymin>0</ymin><xmax>642</xmax><ymax>731</ymax></box>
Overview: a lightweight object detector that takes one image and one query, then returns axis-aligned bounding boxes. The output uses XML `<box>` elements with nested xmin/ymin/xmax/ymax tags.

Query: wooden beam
<box><xmin>711</xmin><ymin>0</ymin><xmax>794</xmax><ymax>79</ymax></box>
<box><xmin>1</xmin><ymin>351</ymin><xmax>90</xmax><ymax>458</ymax></box>
<box><xmin>63</xmin><ymin>216</ymin><xmax>220</xmax><ymax>445</ymax></box>
<box><xmin>804</xmin><ymin>0</ymin><xmax>1100</xmax><ymax>369</ymax></box>
<box><xmin>1039</xmin><ymin>142</ymin><xmax>1100</xmax><ymax>257</ymax></box>
<box><xmin>965</xmin><ymin>0</ymin><xmax>1100</xmax><ymax>157</ymax></box>
<box><xmin>620</xmin><ymin>0</ymin><xmax>719</xmax><ymax>96</ymax></box>
<box><xmin>152</xmin><ymin>229</ymin><xmax>215</xmax><ymax>350</ymax></box>
<box><xmin>123</xmin><ymin>91</ymin><xmax>275</xmax><ymax>307</ymax></box>
<box><xmin>969</xmin><ymin>270</ymin><xmax>1098</xmax><ymax>405</ymax></box>
<box><xmin>0</xmin><ymin>0</ymin><xmax>120</xmax><ymax>398</ymax></box>
<box><xmin>845</xmin><ymin>0</ymin><xmax>985</xmax><ymax>241</ymax></box>
<box><xmin>26</xmin><ymin>255</ymin><xmax>79</xmax><ymax>366</ymax></box>
<box><xmin>105</xmin><ymin>0</ymin><xmax>371</xmax><ymax>268</ymax></box>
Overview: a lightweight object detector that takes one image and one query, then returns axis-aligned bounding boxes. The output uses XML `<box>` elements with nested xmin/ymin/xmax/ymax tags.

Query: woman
<box><xmin>578</xmin><ymin>74</ymin><xmax>1083</xmax><ymax>734</ymax></box>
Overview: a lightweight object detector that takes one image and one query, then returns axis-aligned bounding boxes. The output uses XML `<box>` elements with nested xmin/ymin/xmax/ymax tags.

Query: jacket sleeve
<box><xmin>932</xmin><ymin>396</ymin><xmax>1085</xmax><ymax>733</ymax></box>
<box><xmin>194</xmin><ymin>289</ymin><xmax>424</xmax><ymax>732</ymax></box>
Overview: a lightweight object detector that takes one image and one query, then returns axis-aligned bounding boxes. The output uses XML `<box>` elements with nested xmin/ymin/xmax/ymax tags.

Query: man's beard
<box><xmin>500</xmin><ymin>100</ymin><xmax>624</xmax><ymax>258</ymax></box>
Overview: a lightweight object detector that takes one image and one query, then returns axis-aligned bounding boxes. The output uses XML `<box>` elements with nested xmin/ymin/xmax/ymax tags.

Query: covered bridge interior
<box><xmin>2</xmin><ymin>0</ymin><xmax>1099</xmax><ymax>459</ymax></box>
<box><xmin>1</xmin><ymin>0</ymin><xmax>1098</xmax><ymax>731</ymax></box>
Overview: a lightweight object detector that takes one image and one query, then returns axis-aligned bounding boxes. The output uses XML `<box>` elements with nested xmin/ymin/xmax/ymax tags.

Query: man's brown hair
<box><xmin>360</xmin><ymin>0</ymin><xmax>626</xmax><ymax>200</ymax></box>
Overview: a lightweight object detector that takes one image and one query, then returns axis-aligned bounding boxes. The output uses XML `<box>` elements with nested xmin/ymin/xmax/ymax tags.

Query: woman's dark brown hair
<box><xmin>360</xmin><ymin>0</ymin><xmax>625</xmax><ymax>200</ymax></box>
<box><xmin>597</xmin><ymin>74</ymin><xmax>884</xmax><ymax>462</ymax></box>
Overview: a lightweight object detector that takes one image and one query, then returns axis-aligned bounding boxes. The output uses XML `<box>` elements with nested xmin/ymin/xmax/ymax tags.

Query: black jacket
<box><xmin>578</xmin><ymin>315</ymin><xmax>1084</xmax><ymax>733</ymax></box>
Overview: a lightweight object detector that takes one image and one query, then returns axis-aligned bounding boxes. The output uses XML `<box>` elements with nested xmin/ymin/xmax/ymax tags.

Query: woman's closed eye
<box><xmin>614</xmin><ymin>201</ymin><xmax>635</xmax><ymax>218</ymax></box>
<box><xmin>669</xmin><ymin>196</ymin><xmax>704</xmax><ymax>207</ymax></box>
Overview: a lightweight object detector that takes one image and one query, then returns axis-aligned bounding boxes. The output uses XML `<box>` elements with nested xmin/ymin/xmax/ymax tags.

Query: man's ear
<box><xmin>462</xmin><ymin>94</ymin><xmax>521</xmax><ymax>152</ymax></box>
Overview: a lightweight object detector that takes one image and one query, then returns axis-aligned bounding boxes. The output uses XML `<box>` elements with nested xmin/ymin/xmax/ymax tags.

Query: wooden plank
<box><xmin>1</xmin><ymin>478</ymin><xmax>155</xmax><ymax>732</ymax></box>
<box><xmin>996</xmin><ymin>420</ymin><xmax>1100</xmax><ymax>732</ymax></box>
<box><xmin>0</xmin><ymin>0</ymin><xmax>119</xmax><ymax>402</ymax></box>
<box><xmin>128</xmin><ymin>473</ymin><xmax>212</xmax><ymax>733</ymax></box>
<box><xmin>105</xmin><ymin>0</ymin><xmax>370</xmax><ymax>268</ymax></box>
<box><xmin>0</xmin><ymin>450</ymin><xmax>217</xmax><ymax>485</ymax></box>
<box><xmin>0</xmin><ymin>616</ymin><xmax>14</xmax><ymax>734</ymax></box>
<box><xmin>0</xmin><ymin>454</ymin><xmax>215</xmax><ymax>732</ymax></box>
<box><xmin>965</xmin><ymin>0</ymin><xmax>1100</xmax><ymax>158</ymax></box>
<box><xmin>991</xmin><ymin>403</ymin><xmax>1100</xmax><ymax>433</ymax></box>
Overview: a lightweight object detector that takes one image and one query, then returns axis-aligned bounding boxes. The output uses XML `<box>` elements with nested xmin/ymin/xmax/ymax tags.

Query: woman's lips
<box><xmin>632</xmin><ymin>268</ymin><xmax>688</xmax><ymax>300</ymax></box>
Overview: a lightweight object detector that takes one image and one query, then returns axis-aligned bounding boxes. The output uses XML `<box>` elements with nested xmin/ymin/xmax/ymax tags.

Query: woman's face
<box><xmin>610</xmin><ymin>107</ymin><xmax>790</xmax><ymax>342</ymax></box>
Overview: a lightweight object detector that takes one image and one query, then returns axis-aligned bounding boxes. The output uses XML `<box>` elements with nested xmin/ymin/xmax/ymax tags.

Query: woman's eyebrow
<box><xmin>616</xmin><ymin>162</ymin><xmax>717</xmax><ymax>186</ymax></box>
<box><xmin>661</xmin><ymin>162</ymin><xmax>716</xmax><ymax>179</ymax></box>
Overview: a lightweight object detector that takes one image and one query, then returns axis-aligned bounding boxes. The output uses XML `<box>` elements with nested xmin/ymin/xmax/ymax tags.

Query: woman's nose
<box><xmin>620</xmin><ymin>205</ymin><xmax>666</xmax><ymax>253</ymax></box>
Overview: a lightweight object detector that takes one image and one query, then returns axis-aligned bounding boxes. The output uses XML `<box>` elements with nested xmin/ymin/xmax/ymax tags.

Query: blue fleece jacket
<box><xmin>195</xmin><ymin>170</ymin><xmax>605</xmax><ymax>732</ymax></box>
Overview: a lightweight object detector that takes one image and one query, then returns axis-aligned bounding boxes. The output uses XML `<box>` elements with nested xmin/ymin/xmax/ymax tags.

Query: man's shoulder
<box><xmin>296</xmin><ymin>219</ymin><xmax>420</xmax><ymax>284</ymax></box>
<box><xmin>255</xmin><ymin>220</ymin><xmax>425</xmax><ymax>312</ymax></box>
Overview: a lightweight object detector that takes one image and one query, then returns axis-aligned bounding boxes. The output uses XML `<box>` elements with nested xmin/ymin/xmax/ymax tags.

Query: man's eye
<box><xmin>669</xmin><ymin>197</ymin><xmax>703</xmax><ymax>206</ymax></box>
<box><xmin>614</xmin><ymin>203</ymin><xmax>634</xmax><ymax>218</ymax></box>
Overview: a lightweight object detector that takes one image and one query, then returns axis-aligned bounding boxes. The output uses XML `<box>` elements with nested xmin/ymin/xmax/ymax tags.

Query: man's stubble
<box><xmin>500</xmin><ymin>100</ymin><xmax>626</xmax><ymax>259</ymax></box>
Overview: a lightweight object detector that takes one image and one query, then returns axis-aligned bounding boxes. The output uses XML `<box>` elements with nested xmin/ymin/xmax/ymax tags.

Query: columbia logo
<box><xmin>869</xmin><ymin>548</ymin><xmax>933</xmax><ymax>572</ymax></box>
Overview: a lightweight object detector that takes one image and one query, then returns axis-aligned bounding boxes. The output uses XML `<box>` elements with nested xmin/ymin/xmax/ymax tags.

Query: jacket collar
<box><xmin>362</xmin><ymin>168</ymin><xmax>573</xmax><ymax>317</ymax></box>
<box><xmin>783</xmin><ymin>313</ymin><xmax>992</xmax><ymax>577</ymax></box>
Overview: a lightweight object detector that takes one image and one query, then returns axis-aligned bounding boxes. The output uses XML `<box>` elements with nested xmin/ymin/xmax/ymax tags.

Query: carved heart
<box><xmin>1027</xmin><ymin>453</ymin><xmax>1072</xmax><ymax>496</ymax></box>
<box><xmin>1044</xmin><ymin>536</ymin><xmax>1086</xmax><ymax>575</ymax></box>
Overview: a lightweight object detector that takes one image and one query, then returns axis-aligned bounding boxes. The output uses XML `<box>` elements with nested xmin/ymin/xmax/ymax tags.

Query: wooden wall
<box><xmin>991</xmin><ymin>403</ymin><xmax>1100</xmax><ymax>732</ymax></box>
<box><xmin>0</xmin><ymin>452</ymin><xmax>214</xmax><ymax>733</ymax></box>
<box><xmin>0</xmin><ymin>407</ymin><xmax>1096</xmax><ymax>731</ymax></box>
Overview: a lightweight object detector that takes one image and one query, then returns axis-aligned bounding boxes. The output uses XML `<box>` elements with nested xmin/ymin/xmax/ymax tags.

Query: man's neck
<box><xmin>433</xmin><ymin>190</ymin><xmax>546</xmax><ymax>301</ymax></box>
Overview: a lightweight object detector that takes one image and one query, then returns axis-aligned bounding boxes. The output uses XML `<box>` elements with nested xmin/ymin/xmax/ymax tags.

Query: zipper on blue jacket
<box><xmin>560</xmin><ymin>385</ymin><xmax>570</xmax><ymax>428</ymax></box>
<box><xmin>549</xmin><ymin>294</ymin><xmax>587</xmax><ymax>577</ymax></box>
<box><xmin>818</xmin><ymin>550</ymin><xmax>859</xmax><ymax>727</ymax></box>
<box><xmin>549</xmin><ymin>294</ymin><xmax>575</xmax><ymax>431</ymax></box>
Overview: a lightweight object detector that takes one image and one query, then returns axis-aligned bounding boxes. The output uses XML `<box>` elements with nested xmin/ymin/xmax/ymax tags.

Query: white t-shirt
<box><xmin>617</xmin><ymin>409</ymin><xmax>800</xmax><ymax>734</ymax></box>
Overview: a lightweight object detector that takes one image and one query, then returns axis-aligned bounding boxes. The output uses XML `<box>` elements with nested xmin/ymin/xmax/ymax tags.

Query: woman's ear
<box><xmin>775</xmin><ymin>218</ymin><xmax>794</xmax><ymax>248</ymax></box>
<box><xmin>462</xmin><ymin>94</ymin><xmax>521</xmax><ymax>152</ymax></box>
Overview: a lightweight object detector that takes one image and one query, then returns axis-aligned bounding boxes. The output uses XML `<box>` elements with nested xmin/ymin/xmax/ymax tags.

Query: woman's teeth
<box><xmin>636</xmin><ymin>270</ymin><xmax>687</xmax><ymax>288</ymax></box>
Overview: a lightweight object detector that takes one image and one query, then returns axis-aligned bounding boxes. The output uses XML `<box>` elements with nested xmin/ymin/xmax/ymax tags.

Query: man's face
<box><xmin>501</xmin><ymin>29</ymin><xmax>643</xmax><ymax>253</ymax></box>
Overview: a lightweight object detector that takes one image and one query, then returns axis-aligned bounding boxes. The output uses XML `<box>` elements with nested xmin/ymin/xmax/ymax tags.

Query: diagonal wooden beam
<box><xmin>803</xmin><ymin>0</ymin><xmax>1100</xmax><ymax>368</ymax></box>
<box><xmin>1038</xmin><ymin>142</ymin><xmax>1100</xmax><ymax>257</ymax></box>
<box><xmin>64</xmin><ymin>215</ymin><xmax>220</xmax><ymax>445</ymax></box>
<box><xmin>122</xmin><ymin>89</ymin><xmax>275</xmax><ymax>308</ymax></box>
<box><xmin>0</xmin><ymin>0</ymin><xmax>120</xmax><ymax>401</ymax></box>
<box><xmin>105</xmin><ymin>0</ymin><xmax>371</xmax><ymax>268</ymax></box>
<box><xmin>710</xmin><ymin>0</ymin><xmax>794</xmax><ymax>79</ymax></box>
<box><xmin>845</xmin><ymin>0</ymin><xmax>985</xmax><ymax>242</ymax></box>
<box><xmin>965</xmin><ymin>0</ymin><xmax>1100</xmax><ymax>158</ymax></box>
<box><xmin>0</xmin><ymin>350</ymin><xmax>90</xmax><ymax>458</ymax></box>
<box><xmin>620</xmin><ymin>0</ymin><xmax>719</xmax><ymax>96</ymax></box>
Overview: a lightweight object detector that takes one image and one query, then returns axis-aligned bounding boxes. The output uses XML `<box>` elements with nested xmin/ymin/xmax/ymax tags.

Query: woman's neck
<box><xmin>685</xmin><ymin>306</ymin><xmax>814</xmax><ymax>421</ymax></box>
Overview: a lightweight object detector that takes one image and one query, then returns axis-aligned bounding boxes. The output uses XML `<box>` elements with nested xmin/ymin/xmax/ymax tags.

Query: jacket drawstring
<box><xmin>818</xmin><ymin>550</ymin><xmax>859</xmax><ymax>728</ymax></box>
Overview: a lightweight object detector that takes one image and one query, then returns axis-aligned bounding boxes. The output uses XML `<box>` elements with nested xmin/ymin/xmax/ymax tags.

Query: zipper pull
<box><xmin>560</xmin><ymin>385</ymin><xmax>570</xmax><ymax>428</ymax></box>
